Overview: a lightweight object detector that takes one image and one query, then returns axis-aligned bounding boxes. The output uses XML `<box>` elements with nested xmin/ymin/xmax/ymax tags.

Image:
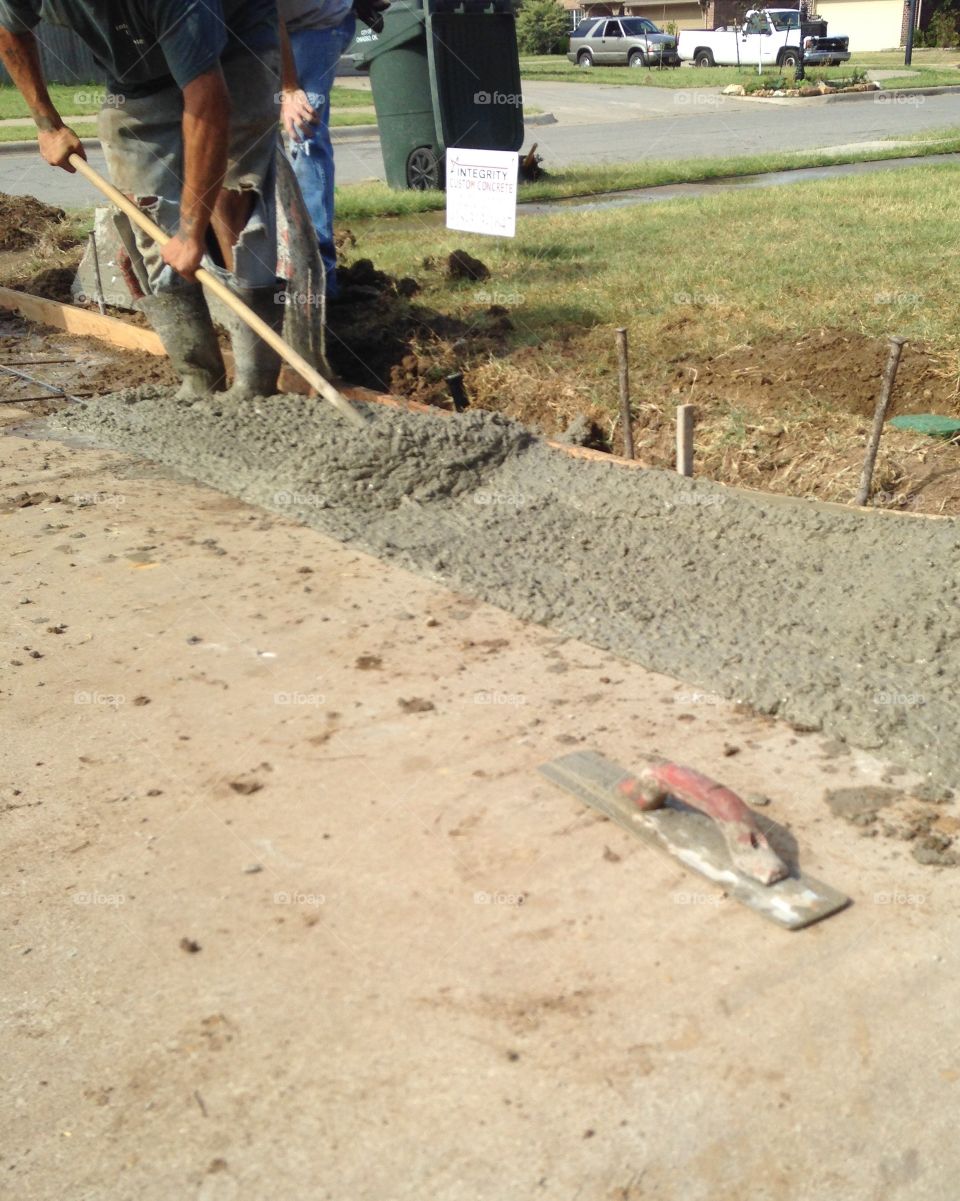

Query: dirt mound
<box><xmin>463</xmin><ymin>321</ymin><xmax>960</xmax><ymax>514</ymax></box>
<box><xmin>674</xmin><ymin>327</ymin><xmax>951</xmax><ymax>420</ymax></box>
<box><xmin>12</xmin><ymin>265</ymin><xmax>76</xmax><ymax>305</ymax></box>
<box><xmin>0</xmin><ymin>193</ymin><xmax>72</xmax><ymax>251</ymax></box>
<box><xmin>328</xmin><ymin>256</ymin><xmax>509</xmax><ymax>401</ymax></box>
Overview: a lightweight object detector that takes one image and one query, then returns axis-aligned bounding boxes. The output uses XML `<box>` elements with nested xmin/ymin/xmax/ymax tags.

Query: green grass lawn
<box><xmin>349</xmin><ymin>159</ymin><xmax>960</xmax><ymax>347</ymax></box>
<box><xmin>0</xmin><ymin>82</ymin><xmax>374</xmax><ymax>120</ymax></box>
<box><xmin>877</xmin><ymin>69</ymin><xmax>960</xmax><ymax>87</ymax></box>
<box><xmin>0</xmin><ymin>83</ymin><xmax>106</xmax><ymax>119</ymax></box>
<box><xmin>334</xmin><ymin>129</ymin><xmax>960</xmax><ymax>219</ymax></box>
<box><xmin>519</xmin><ymin>47</ymin><xmax>960</xmax><ymax>88</ymax></box>
<box><xmin>336</xmin><ymin>159</ymin><xmax>960</xmax><ymax>507</ymax></box>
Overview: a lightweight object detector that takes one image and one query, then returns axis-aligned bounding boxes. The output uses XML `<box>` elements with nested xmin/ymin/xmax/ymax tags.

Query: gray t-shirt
<box><xmin>278</xmin><ymin>0</ymin><xmax>353</xmax><ymax>35</ymax></box>
<box><xmin>0</xmin><ymin>0</ymin><xmax>278</xmax><ymax>95</ymax></box>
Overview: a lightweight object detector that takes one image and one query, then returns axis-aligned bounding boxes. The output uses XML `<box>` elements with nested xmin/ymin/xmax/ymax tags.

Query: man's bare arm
<box><xmin>0</xmin><ymin>26</ymin><xmax>85</xmax><ymax>170</ymax></box>
<box><xmin>161</xmin><ymin>66</ymin><xmax>231</xmax><ymax>282</ymax></box>
<box><xmin>279</xmin><ymin>18</ymin><xmax>317</xmax><ymax>142</ymax></box>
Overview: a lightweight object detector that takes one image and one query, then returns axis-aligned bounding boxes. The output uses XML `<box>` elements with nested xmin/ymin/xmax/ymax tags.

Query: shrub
<box><xmin>516</xmin><ymin>0</ymin><xmax>570</xmax><ymax>55</ymax></box>
<box><xmin>926</xmin><ymin>3</ymin><xmax>959</xmax><ymax>47</ymax></box>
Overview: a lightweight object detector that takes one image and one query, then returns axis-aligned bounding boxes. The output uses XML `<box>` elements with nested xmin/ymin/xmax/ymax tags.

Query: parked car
<box><xmin>567</xmin><ymin>17</ymin><xmax>681</xmax><ymax>70</ymax></box>
<box><xmin>677</xmin><ymin>8</ymin><xmax>849</xmax><ymax>69</ymax></box>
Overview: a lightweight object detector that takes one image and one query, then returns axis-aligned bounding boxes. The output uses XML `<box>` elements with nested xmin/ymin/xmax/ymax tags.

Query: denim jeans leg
<box><xmin>289</xmin><ymin>17</ymin><xmax>356</xmax><ymax>299</ymax></box>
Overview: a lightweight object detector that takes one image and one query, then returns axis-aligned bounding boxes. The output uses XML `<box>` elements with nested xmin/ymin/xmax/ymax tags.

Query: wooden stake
<box><xmin>676</xmin><ymin>403</ymin><xmax>694</xmax><ymax>476</ymax></box>
<box><xmin>616</xmin><ymin>328</ymin><xmax>634</xmax><ymax>460</ymax></box>
<box><xmin>855</xmin><ymin>335</ymin><xmax>907</xmax><ymax>507</ymax></box>
<box><xmin>67</xmin><ymin>154</ymin><xmax>363</xmax><ymax>428</ymax></box>
<box><xmin>88</xmin><ymin>232</ymin><xmax>106</xmax><ymax>316</ymax></box>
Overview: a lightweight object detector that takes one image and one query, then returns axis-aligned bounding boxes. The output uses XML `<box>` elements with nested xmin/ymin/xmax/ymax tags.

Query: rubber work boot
<box><xmin>220</xmin><ymin>282</ymin><xmax>285</xmax><ymax>402</ymax></box>
<box><xmin>137</xmin><ymin>286</ymin><xmax>226</xmax><ymax>401</ymax></box>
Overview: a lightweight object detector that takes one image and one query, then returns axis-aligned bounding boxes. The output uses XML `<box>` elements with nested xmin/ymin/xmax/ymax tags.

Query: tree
<box><xmin>926</xmin><ymin>2</ymin><xmax>959</xmax><ymax>46</ymax></box>
<box><xmin>516</xmin><ymin>0</ymin><xmax>569</xmax><ymax>55</ymax></box>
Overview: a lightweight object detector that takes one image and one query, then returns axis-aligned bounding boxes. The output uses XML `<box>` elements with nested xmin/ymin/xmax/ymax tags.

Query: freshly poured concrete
<box><xmin>5</xmin><ymin>417</ymin><xmax>960</xmax><ymax>1201</ymax></box>
<box><xmin>55</xmin><ymin>390</ymin><xmax>960</xmax><ymax>786</ymax></box>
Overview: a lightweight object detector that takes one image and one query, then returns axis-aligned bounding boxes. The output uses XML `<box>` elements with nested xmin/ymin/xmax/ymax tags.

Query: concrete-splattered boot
<box><xmin>220</xmin><ymin>283</ymin><xmax>285</xmax><ymax>402</ymax></box>
<box><xmin>137</xmin><ymin>286</ymin><xmax>226</xmax><ymax>402</ymax></box>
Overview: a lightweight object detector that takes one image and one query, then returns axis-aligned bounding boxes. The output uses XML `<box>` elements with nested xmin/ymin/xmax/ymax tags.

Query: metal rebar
<box><xmin>445</xmin><ymin>372</ymin><xmax>469</xmax><ymax>412</ymax></box>
<box><xmin>88</xmin><ymin>231</ymin><xmax>107</xmax><ymax>315</ymax></box>
<box><xmin>854</xmin><ymin>335</ymin><xmax>907</xmax><ymax>507</ymax></box>
<box><xmin>0</xmin><ymin>363</ymin><xmax>83</xmax><ymax>404</ymax></box>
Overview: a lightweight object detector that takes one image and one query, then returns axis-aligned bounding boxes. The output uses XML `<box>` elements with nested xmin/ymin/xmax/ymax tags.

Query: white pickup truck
<box><xmin>677</xmin><ymin>8</ymin><xmax>850</xmax><ymax>70</ymax></box>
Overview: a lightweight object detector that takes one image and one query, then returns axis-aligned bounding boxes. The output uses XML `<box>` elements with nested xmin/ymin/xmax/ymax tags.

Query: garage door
<box><xmin>626</xmin><ymin>3</ymin><xmax>704</xmax><ymax>28</ymax></box>
<box><xmin>816</xmin><ymin>0</ymin><xmax>906</xmax><ymax>51</ymax></box>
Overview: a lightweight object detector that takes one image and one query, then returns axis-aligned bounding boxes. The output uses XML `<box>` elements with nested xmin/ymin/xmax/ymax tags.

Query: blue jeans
<box><xmin>289</xmin><ymin>17</ymin><xmax>357</xmax><ymax>299</ymax></box>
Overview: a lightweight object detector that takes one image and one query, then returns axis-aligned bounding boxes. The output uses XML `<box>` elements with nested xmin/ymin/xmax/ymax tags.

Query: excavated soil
<box><xmin>666</xmin><ymin>326</ymin><xmax>953</xmax><ymax>421</ymax></box>
<box><xmin>0</xmin><ymin>313</ymin><xmax>178</xmax><ymax>403</ymax></box>
<box><xmin>0</xmin><ymin>193</ymin><xmax>72</xmax><ymax>251</ymax></box>
<box><xmin>48</xmin><ymin>388</ymin><xmax>960</xmax><ymax>789</ymax></box>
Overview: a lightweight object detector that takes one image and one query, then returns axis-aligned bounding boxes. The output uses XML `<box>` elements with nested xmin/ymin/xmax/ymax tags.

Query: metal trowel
<box><xmin>539</xmin><ymin>750</ymin><xmax>849</xmax><ymax>930</ymax></box>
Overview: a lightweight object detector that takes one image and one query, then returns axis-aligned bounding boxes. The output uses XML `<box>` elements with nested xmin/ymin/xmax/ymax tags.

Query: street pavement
<box><xmin>1</xmin><ymin>81</ymin><xmax>959</xmax><ymax>203</ymax></box>
<box><xmin>331</xmin><ymin>81</ymin><xmax>960</xmax><ymax>184</ymax></box>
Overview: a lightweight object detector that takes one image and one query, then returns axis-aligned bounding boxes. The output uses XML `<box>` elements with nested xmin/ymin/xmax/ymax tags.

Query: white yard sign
<box><xmin>445</xmin><ymin>149</ymin><xmax>517</xmax><ymax>238</ymax></box>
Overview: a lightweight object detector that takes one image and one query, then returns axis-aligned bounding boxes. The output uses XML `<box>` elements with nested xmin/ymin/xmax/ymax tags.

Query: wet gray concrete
<box><xmin>48</xmin><ymin>390</ymin><xmax>960</xmax><ymax>789</ymax></box>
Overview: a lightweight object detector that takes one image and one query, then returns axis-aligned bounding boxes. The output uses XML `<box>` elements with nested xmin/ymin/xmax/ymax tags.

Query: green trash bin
<box><xmin>351</xmin><ymin>0</ymin><xmax>524</xmax><ymax>190</ymax></box>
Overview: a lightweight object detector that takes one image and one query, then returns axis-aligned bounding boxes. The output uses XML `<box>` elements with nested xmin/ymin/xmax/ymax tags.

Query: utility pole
<box><xmin>904</xmin><ymin>0</ymin><xmax>916</xmax><ymax>65</ymax></box>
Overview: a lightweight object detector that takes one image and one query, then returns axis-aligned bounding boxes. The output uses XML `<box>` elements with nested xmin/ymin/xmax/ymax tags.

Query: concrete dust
<box><xmin>825</xmin><ymin>785</ymin><xmax>904</xmax><ymax>819</ymax></box>
<box><xmin>51</xmin><ymin>387</ymin><xmax>960</xmax><ymax>788</ymax></box>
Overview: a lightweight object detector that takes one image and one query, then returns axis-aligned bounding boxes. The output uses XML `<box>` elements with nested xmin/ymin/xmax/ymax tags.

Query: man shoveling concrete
<box><xmin>0</xmin><ymin>0</ymin><xmax>285</xmax><ymax>403</ymax></box>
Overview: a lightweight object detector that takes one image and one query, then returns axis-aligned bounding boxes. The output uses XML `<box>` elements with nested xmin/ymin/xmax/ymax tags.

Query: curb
<box><xmin>826</xmin><ymin>82</ymin><xmax>960</xmax><ymax>102</ymax></box>
<box><xmin>732</xmin><ymin>83</ymin><xmax>960</xmax><ymax>105</ymax></box>
<box><xmin>330</xmin><ymin>110</ymin><xmax>556</xmax><ymax>139</ymax></box>
<box><xmin>0</xmin><ymin>113</ymin><xmax>558</xmax><ymax>155</ymax></box>
<box><xmin>0</xmin><ymin>136</ymin><xmax>100</xmax><ymax>157</ymax></box>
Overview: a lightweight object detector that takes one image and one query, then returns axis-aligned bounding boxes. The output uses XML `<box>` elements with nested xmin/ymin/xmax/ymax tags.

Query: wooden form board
<box><xmin>0</xmin><ymin>286</ymin><xmax>165</xmax><ymax>356</ymax></box>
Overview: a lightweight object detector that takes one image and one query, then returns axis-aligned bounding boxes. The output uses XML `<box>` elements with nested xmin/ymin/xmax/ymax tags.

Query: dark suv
<box><xmin>567</xmin><ymin>17</ymin><xmax>681</xmax><ymax>69</ymax></box>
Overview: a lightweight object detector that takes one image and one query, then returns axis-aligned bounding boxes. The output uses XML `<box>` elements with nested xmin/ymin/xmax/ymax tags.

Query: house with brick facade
<box><xmin>560</xmin><ymin>0</ymin><xmax>928</xmax><ymax>52</ymax></box>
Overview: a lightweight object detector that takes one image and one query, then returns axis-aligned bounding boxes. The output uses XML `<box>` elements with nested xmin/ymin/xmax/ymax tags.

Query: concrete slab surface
<box><xmin>2</xmin><ymin>424</ymin><xmax>959</xmax><ymax>1201</ymax></box>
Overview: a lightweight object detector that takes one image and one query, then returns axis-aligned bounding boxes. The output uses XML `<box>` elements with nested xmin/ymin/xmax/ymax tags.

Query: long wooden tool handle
<box><xmin>68</xmin><ymin>153</ymin><xmax>364</xmax><ymax>427</ymax></box>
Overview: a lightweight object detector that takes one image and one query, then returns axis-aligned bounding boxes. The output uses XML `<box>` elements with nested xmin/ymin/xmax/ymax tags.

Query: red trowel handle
<box><xmin>617</xmin><ymin>756</ymin><xmax>789</xmax><ymax>886</ymax></box>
